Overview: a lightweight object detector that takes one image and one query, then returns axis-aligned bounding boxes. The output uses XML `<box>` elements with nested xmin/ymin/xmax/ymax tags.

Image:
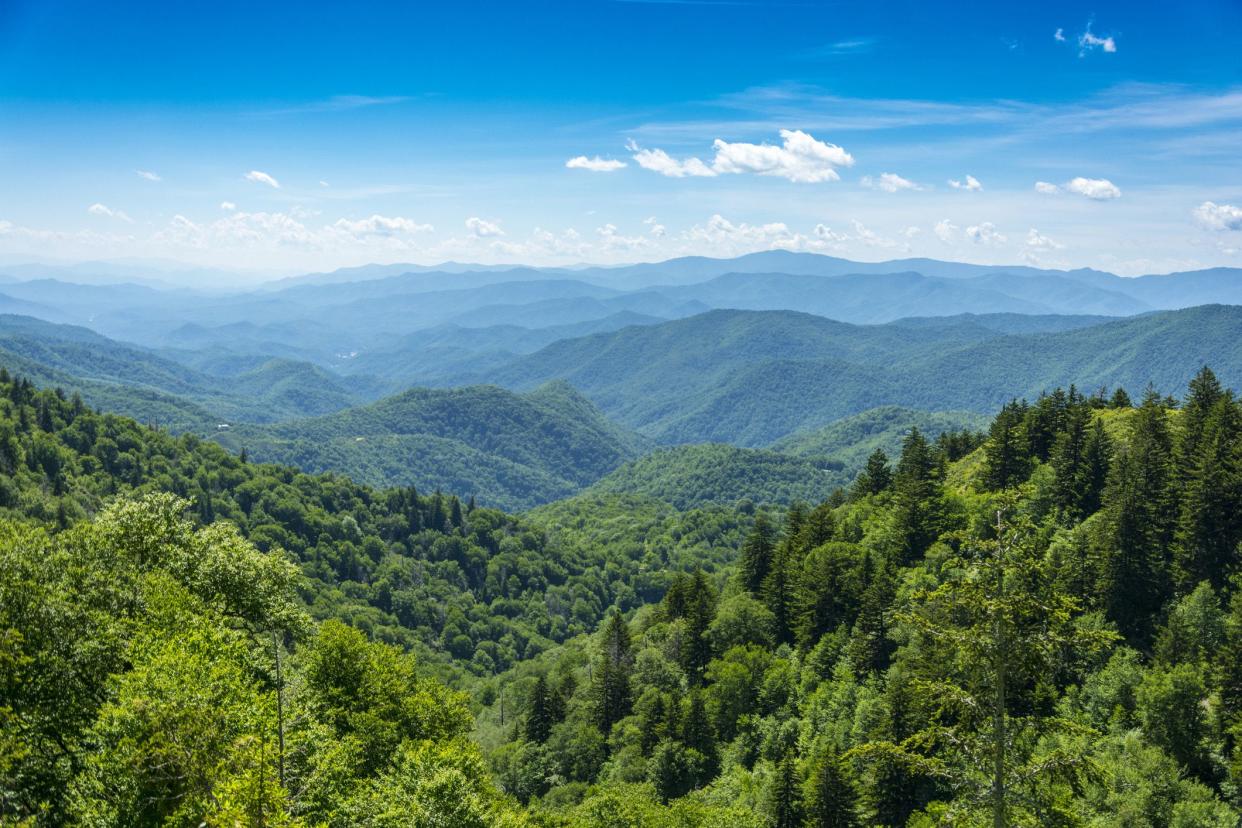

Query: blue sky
<box><xmin>1</xmin><ymin>0</ymin><xmax>1241</xmax><ymax>277</ymax></box>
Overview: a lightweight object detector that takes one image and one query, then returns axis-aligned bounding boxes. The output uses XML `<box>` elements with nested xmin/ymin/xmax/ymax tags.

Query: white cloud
<box><xmin>136</xmin><ymin>170</ymin><xmax>161</xmax><ymax>182</ymax></box>
<box><xmin>1054</xmin><ymin>28</ymin><xmax>1066</xmax><ymax>42</ymax></box>
<box><xmin>1035</xmin><ymin>181</ymin><xmax>1061</xmax><ymax>194</ymax></box>
<box><xmin>814</xmin><ymin>223</ymin><xmax>849</xmax><ymax>244</ymax></box>
<box><xmin>1065</xmin><ymin>176</ymin><xmax>1121</xmax><ymax>200</ymax></box>
<box><xmin>850</xmin><ymin>219</ymin><xmax>905</xmax><ymax>249</ymax></box>
<box><xmin>861</xmin><ymin>172</ymin><xmax>921</xmax><ymax>192</ymax></box>
<box><xmin>901</xmin><ymin>225</ymin><xmax>922</xmax><ymax>239</ymax></box>
<box><xmin>566</xmin><ymin>155</ymin><xmax>627</xmax><ymax>172</ymax></box>
<box><xmin>629</xmin><ymin>129</ymin><xmax>853</xmax><ymax>183</ymax></box>
<box><xmin>682</xmin><ymin>214</ymin><xmax>795</xmax><ymax>252</ymax></box>
<box><xmin>333</xmin><ymin>215</ymin><xmax>434</xmax><ymax>239</ymax></box>
<box><xmin>966</xmin><ymin>222</ymin><xmax>1007</xmax><ymax>245</ymax></box>
<box><xmin>948</xmin><ymin>174</ymin><xmax>982</xmax><ymax>191</ymax></box>
<box><xmin>711</xmin><ymin>129</ymin><xmax>854</xmax><ymax>183</ymax></box>
<box><xmin>465</xmin><ymin>216</ymin><xmax>504</xmax><ymax>238</ymax></box>
<box><xmin>1025</xmin><ymin>228</ymin><xmax>1064</xmax><ymax>250</ymax></box>
<box><xmin>220</xmin><ymin>201</ymin><xmax>237</xmax><ymax>211</ymax></box>
<box><xmin>1079</xmin><ymin>28</ymin><xmax>1117</xmax><ymax>55</ymax></box>
<box><xmin>934</xmin><ymin>219</ymin><xmax>958</xmax><ymax>242</ymax></box>
<box><xmin>244</xmin><ymin>170</ymin><xmax>281</xmax><ymax>188</ymax></box>
<box><xmin>629</xmin><ymin>143</ymin><xmax>716</xmax><ymax>178</ymax></box>
<box><xmin>87</xmin><ymin>203</ymin><xmax>132</xmax><ymax>223</ymax></box>
<box><xmin>595</xmin><ymin>223</ymin><xmax>652</xmax><ymax>252</ymax></box>
<box><xmin>1194</xmin><ymin>201</ymin><xmax>1242</xmax><ymax>232</ymax></box>
<box><xmin>643</xmin><ymin>216</ymin><xmax>667</xmax><ymax>238</ymax></box>
<box><xmin>319</xmin><ymin>180</ymin><xmax>330</xmax><ymax>187</ymax></box>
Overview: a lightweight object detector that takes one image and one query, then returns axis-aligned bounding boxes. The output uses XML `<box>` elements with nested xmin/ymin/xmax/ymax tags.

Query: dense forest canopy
<box><xmin>6</xmin><ymin>365</ymin><xmax>1242</xmax><ymax>825</ymax></box>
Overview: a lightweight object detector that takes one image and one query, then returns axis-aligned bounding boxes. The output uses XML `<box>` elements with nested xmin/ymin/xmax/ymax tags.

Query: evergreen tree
<box><xmin>983</xmin><ymin>401</ymin><xmax>1031</xmax><ymax>490</ymax></box>
<box><xmin>1173</xmin><ymin>395</ymin><xmax>1242</xmax><ymax>592</ymax></box>
<box><xmin>804</xmin><ymin>746</ymin><xmax>859</xmax><ymax>828</ymax></box>
<box><xmin>763</xmin><ymin>540</ymin><xmax>799</xmax><ymax>646</ymax></box>
<box><xmin>870</xmin><ymin>500</ymin><xmax>1115</xmax><ymax>825</ymax></box>
<box><xmin>1102</xmin><ymin>389</ymin><xmax>1175</xmax><ymax>643</ymax></box>
<box><xmin>591</xmin><ymin>611</ymin><xmax>634</xmax><ymax>735</ymax></box>
<box><xmin>1110</xmin><ymin>387</ymin><xmax>1132</xmax><ymax>408</ymax></box>
<box><xmin>891</xmin><ymin>428</ymin><xmax>949</xmax><ymax>563</ymax></box>
<box><xmin>853</xmin><ymin>449</ymin><xmax>892</xmax><ymax>497</ymax></box>
<box><xmin>1076</xmin><ymin>418</ymin><xmax>1112</xmax><ymax>517</ymax></box>
<box><xmin>740</xmin><ymin>512</ymin><xmax>777</xmax><ymax>594</ymax></box>
<box><xmin>765</xmin><ymin>751</ymin><xmax>804</xmax><ymax>828</ymax></box>
<box><xmin>1176</xmin><ymin>366</ymin><xmax>1226</xmax><ymax>484</ymax></box>
<box><xmin>525</xmin><ymin>674</ymin><xmax>554</xmax><ymax>743</ymax></box>
<box><xmin>679</xmin><ymin>571</ymin><xmax>717</xmax><ymax>684</ymax></box>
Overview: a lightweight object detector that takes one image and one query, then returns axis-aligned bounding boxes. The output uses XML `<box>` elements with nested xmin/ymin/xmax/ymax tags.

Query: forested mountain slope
<box><xmin>488</xmin><ymin>305</ymin><xmax>1242</xmax><ymax>444</ymax></box>
<box><xmin>211</xmin><ymin>381</ymin><xmax>652</xmax><ymax>510</ymax></box>
<box><xmin>7</xmin><ymin>363</ymin><xmax>1242</xmax><ymax>824</ymax></box>
<box><xmin>472</xmin><ymin>370</ymin><xmax>1242</xmax><ymax>825</ymax></box>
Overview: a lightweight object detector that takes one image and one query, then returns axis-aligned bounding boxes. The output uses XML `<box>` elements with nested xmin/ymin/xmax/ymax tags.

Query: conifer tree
<box><xmin>983</xmin><ymin>401</ymin><xmax>1031</xmax><ymax>490</ymax></box>
<box><xmin>866</xmin><ymin>500</ymin><xmax>1115</xmax><ymax>826</ymax></box>
<box><xmin>763</xmin><ymin>540</ymin><xmax>799</xmax><ymax>646</ymax></box>
<box><xmin>1173</xmin><ymin>394</ymin><xmax>1242</xmax><ymax>592</ymax></box>
<box><xmin>891</xmin><ymin>428</ymin><xmax>949</xmax><ymax>563</ymax></box>
<box><xmin>591</xmin><ymin>610</ymin><xmax>634</xmax><ymax>735</ymax></box>
<box><xmin>804</xmin><ymin>746</ymin><xmax>859</xmax><ymax>828</ymax></box>
<box><xmin>1102</xmin><ymin>388</ymin><xmax>1175</xmax><ymax>643</ymax></box>
<box><xmin>525</xmin><ymin>674</ymin><xmax>554</xmax><ymax>743</ymax></box>
<box><xmin>853</xmin><ymin>449</ymin><xmax>892</xmax><ymax>497</ymax></box>
<box><xmin>740</xmin><ymin>512</ymin><xmax>776</xmax><ymax>594</ymax></box>
<box><xmin>765</xmin><ymin>751</ymin><xmax>804</xmax><ymax>828</ymax></box>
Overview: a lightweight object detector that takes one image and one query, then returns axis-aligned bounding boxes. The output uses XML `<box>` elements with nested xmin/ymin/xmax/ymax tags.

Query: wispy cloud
<box><xmin>801</xmin><ymin>37</ymin><xmax>877</xmax><ymax>58</ymax></box>
<box><xmin>1033</xmin><ymin>178</ymin><xmax>1121</xmax><ymax>199</ymax></box>
<box><xmin>628</xmin><ymin>129</ymin><xmax>853</xmax><ymax>183</ymax></box>
<box><xmin>566</xmin><ymin>155</ymin><xmax>628</xmax><ymax>172</ymax></box>
<box><xmin>244</xmin><ymin>170</ymin><xmax>281</xmax><ymax>188</ymax></box>
<box><xmin>87</xmin><ymin>203</ymin><xmax>132</xmax><ymax>222</ymax></box>
<box><xmin>861</xmin><ymin>172</ymin><xmax>921</xmax><ymax>192</ymax></box>
<box><xmin>263</xmin><ymin>95</ymin><xmax>413</xmax><ymax>116</ymax></box>
<box><xmin>949</xmin><ymin>174</ymin><xmax>982</xmax><ymax>191</ymax></box>
<box><xmin>1079</xmin><ymin>28</ymin><xmax>1117</xmax><ymax>56</ymax></box>
<box><xmin>136</xmin><ymin>170</ymin><xmax>161</xmax><ymax>182</ymax></box>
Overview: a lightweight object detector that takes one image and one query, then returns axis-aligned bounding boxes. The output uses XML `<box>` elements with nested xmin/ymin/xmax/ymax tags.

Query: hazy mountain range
<box><xmin>2</xmin><ymin>250</ymin><xmax>1242</xmax><ymax>507</ymax></box>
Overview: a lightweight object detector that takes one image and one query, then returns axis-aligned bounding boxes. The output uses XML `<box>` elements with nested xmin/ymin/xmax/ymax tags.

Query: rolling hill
<box><xmin>583</xmin><ymin>443</ymin><xmax>850</xmax><ymax>509</ymax></box>
<box><xmin>211</xmin><ymin>381</ymin><xmax>653</xmax><ymax>510</ymax></box>
<box><xmin>485</xmin><ymin>305</ymin><xmax>1242</xmax><ymax>445</ymax></box>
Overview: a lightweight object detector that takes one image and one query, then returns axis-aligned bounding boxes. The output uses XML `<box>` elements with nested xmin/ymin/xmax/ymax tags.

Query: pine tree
<box><xmin>591</xmin><ymin>610</ymin><xmax>634</xmax><ymax>735</ymax></box>
<box><xmin>797</xmin><ymin>500</ymin><xmax>836</xmax><ymax>552</ymax></box>
<box><xmin>1076</xmin><ymin>418</ymin><xmax>1112</xmax><ymax>517</ymax></box>
<box><xmin>983</xmin><ymin>401</ymin><xmax>1031</xmax><ymax>490</ymax></box>
<box><xmin>1173</xmin><ymin>395</ymin><xmax>1242</xmax><ymax>592</ymax></box>
<box><xmin>740</xmin><ymin>512</ymin><xmax>776</xmax><ymax>594</ymax></box>
<box><xmin>804</xmin><ymin>746</ymin><xmax>859</xmax><ymax>828</ymax></box>
<box><xmin>680</xmin><ymin>571</ymin><xmax>717</xmax><ymax>684</ymax></box>
<box><xmin>891</xmin><ymin>428</ymin><xmax>949</xmax><ymax>563</ymax></box>
<box><xmin>1176</xmin><ymin>366</ymin><xmax>1226</xmax><ymax>485</ymax></box>
<box><xmin>1050</xmin><ymin>401</ymin><xmax>1091</xmax><ymax>519</ymax></box>
<box><xmin>525</xmin><ymin>674</ymin><xmax>554</xmax><ymax>743</ymax></box>
<box><xmin>1102</xmin><ymin>389</ymin><xmax>1175</xmax><ymax>644</ymax></box>
<box><xmin>765</xmin><ymin>751</ymin><xmax>804</xmax><ymax>828</ymax></box>
<box><xmin>1110</xmin><ymin>387</ymin><xmax>1132</xmax><ymax>408</ymax></box>
<box><xmin>763</xmin><ymin>540</ymin><xmax>799</xmax><ymax>646</ymax></box>
<box><xmin>853</xmin><ymin>449</ymin><xmax>892</xmax><ymax>497</ymax></box>
<box><xmin>869</xmin><ymin>500</ymin><xmax>1116</xmax><ymax>825</ymax></box>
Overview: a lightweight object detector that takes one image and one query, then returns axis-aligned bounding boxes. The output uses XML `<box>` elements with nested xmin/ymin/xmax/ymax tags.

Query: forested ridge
<box><xmin>6</xmin><ymin>365</ymin><xmax>1242</xmax><ymax>824</ymax></box>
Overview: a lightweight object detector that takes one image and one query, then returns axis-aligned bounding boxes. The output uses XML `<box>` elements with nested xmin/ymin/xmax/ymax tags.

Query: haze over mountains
<box><xmin>3</xmin><ymin>250</ymin><xmax>1242</xmax><ymax>508</ymax></box>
